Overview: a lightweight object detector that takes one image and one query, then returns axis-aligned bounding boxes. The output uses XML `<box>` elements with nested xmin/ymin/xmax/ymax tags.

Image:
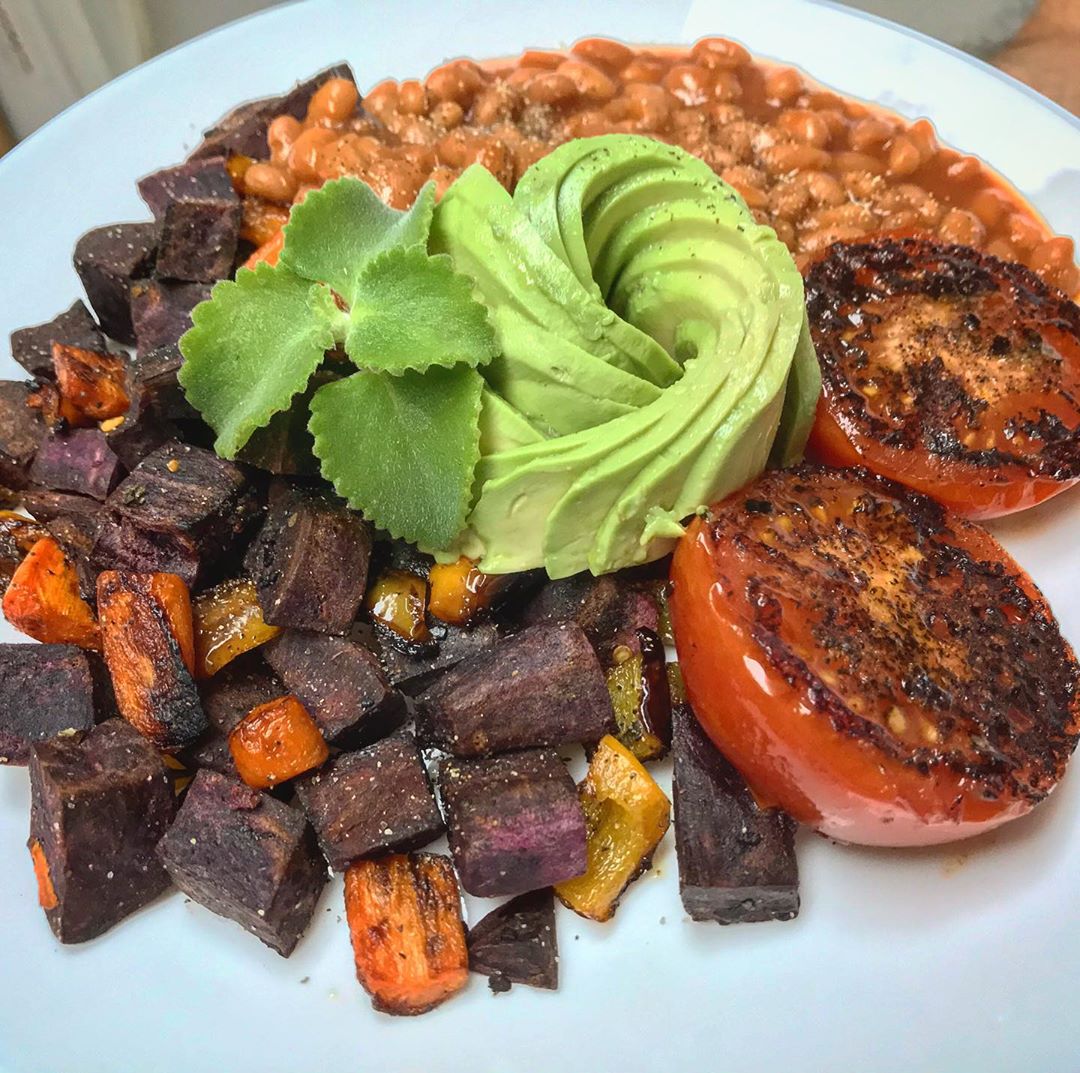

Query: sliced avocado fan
<box><xmin>429</xmin><ymin>134</ymin><xmax>820</xmax><ymax>578</ymax></box>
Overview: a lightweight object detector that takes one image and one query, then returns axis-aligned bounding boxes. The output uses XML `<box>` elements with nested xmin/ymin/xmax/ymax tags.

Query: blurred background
<box><xmin>0</xmin><ymin>0</ymin><xmax>1077</xmax><ymax>153</ymax></box>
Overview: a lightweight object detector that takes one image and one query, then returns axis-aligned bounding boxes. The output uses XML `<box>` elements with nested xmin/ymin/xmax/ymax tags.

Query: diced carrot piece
<box><xmin>0</xmin><ymin>511</ymin><xmax>48</xmax><ymax>588</ymax></box>
<box><xmin>51</xmin><ymin>342</ymin><xmax>130</xmax><ymax>422</ymax></box>
<box><xmin>365</xmin><ymin>569</ymin><xmax>430</xmax><ymax>644</ymax></box>
<box><xmin>2</xmin><ymin>537</ymin><xmax>100</xmax><ymax>649</ymax></box>
<box><xmin>555</xmin><ymin>734</ymin><xmax>671</xmax><ymax>922</ymax></box>
<box><xmin>27</xmin><ymin>382</ymin><xmax>91</xmax><ymax>429</ymax></box>
<box><xmin>244</xmin><ymin>229</ymin><xmax>285</xmax><ymax>270</ymax></box>
<box><xmin>240</xmin><ymin>197</ymin><xmax>289</xmax><ymax>248</ymax></box>
<box><xmin>193</xmin><ymin>579</ymin><xmax>281</xmax><ymax>678</ymax></box>
<box><xmin>344</xmin><ymin>853</ymin><xmax>469</xmax><ymax>1016</ymax></box>
<box><xmin>228</xmin><ymin>695</ymin><xmax>328</xmax><ymax>789</ymax></box>
<box><xmin>30</xmin><ymin>840</ymin><xmax>58</xmax><ymax>910</ymax></box>
<box><xmin>427</xmin><ymin>557</ymin><xmax>496</xmax><ymax>626</ymax></box>
<box><xmin>97</xmin><ymin>571</ymin><xmax>203</xmax><ymax>749</ymax></box>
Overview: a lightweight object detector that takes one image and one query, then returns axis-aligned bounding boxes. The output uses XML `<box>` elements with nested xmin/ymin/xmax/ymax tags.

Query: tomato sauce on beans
<box><xmin>237</xmin><ymin>38</ymin><xmax>1078</xmax><ymax>294</ymax></box>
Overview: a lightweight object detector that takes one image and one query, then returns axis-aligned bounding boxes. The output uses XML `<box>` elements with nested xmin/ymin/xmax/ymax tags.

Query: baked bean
<box><xmin>507</xmin><ymin>66</ymin><xmax>544</xmax><ymax>88</ymax></box>
<box><xmin>360</xmin><ymin>156</ymin><xmax>427</xmax><ymax>209</ymax></box>
<box><xmin>883</xmin><ymin>210</ymin><xmax>920</xmax><ymax>232</ymax></box>
<box><xmin>243</xmin><ymin>162</ymin><xmax>297</xmax><ymax>203</ymax></box>
<box><xmin>519</xmin><ymin>49</ymin><xmax>564</xmax><ymax>70</ymax></box>
<box><xmin>473</xmin><ymin>87</ymin><xmax>513</xmax><ymax>126</ymax></box>
<box><xmin>771</xmin><ymin>218</ymin><xmax>796</xmax><ymax>248</ymax></box>
<box><xmin>938</xmin><ymin>207</ymin><xmax>986</xmax><ymax>246</ymax></box>
<box><xmin>762</xmin><ymin>66</ymin><xmax>803</xmax><ymax>104</ymax></box>
<box><xmin>307</xmin><ymin>78</ymin><xmax>359</xmax><ymax>123</ymax></box>
<box><xmin>430</xmin><ymin>100</ymin><xmax>465</xmax><ymax>129</ymax></box>
<box><xmin>849</xmin><ymin>117</ymin><xmax>893</xmax><ymax>152</ymax></box>
<box><xmin>395</xmin><ymin>117</ymin><xmax>436</xmax><ymax>145</ymax></box>
<box><xmin>777</xmin><ymin>109</ymin><xmax>830</xmax><ymax>148</ymax></box>
<box><xmin>800</xmin><ymin>224</ymin><xmax>868</xmax><ymax>253</ymax></box>
<box><xmin>1029</xmin><ymin>236</ymin><xmax>1076</xmax><ymax>278</ymax></box>
<box><xmin>946</xmin><ymin>155</ymin><xmax>982</xmax><ymax>183</ymax></box>
<box><xmin>719</xmin><ymin>120</ymin><xmax>756</xmax><ymax>163</ymax></box>
<box><xmin>768</xmin><ymin>179</ymin><xmax>811</xmax><ymax>221</ymax></box>
<box><xmin>908</xmin><ymin>118</ymin><xmax>938</xmax><ymax>163</ymax></box>
<box><xmin>571</xmin><ymin>38</ymin><xmax>634</xmax><ymax>72</ymax></box>
<box><xmin>526</xmin><ymin>72</ymin><xmax>579</xmax><ymax>106</ymax></box>
<box><xmin>556</xmin><ymin>60</ymin><xmax>617</xmax><ymax>102</ymax></box>
<box><xmin>621</xmin><ymin>56</ymin><xmax>667</xmax><ymax>84</ymax></box>
<box><xmin>1006</xmin><ymin>212</ymin><xmax>1044</xmax><ymax>253</ymax></box>
<box><xmin>802</xmin><ymin>171</ymin><xmax>846</xmax><ymax>206</ymax></box>
<box><xmin>707</xmin><ymin>102</ymin><xmax>745</xmax><ymax>126</ymax></box>
<box><xmin>1050</xmin><ymin>261</ymin><xmax>1080</xmax><ymax>295</ymax></box>
<box><xmin>287</xmin><ymin>126</ymin><xmax>336</xmax><ymax>182</ymax></box>
<box><xmin>513</xmin><ymin>139</ymin><xmax>550</xmax><ymax>175</ymax></box>
<box><xmin>887</xmin><ymin>136</ymin><xmax>921</xmax><ymax>178</ymax></box>
<box><xmin>429</xmin><ymin>164</ymin><xmax>462</xmax><ymax>200</ymax></box>
<box><xmin>398</xmin><ymin>80</ymin><xmax>428</xmax><ymax>116</ymax></box>
<box><xmin>363</xmin><ymin>80</ymin><xmax>399</xmax><ymax>120</ymax></box>
<box><xmin>713</xmin><ymin>70</ymin><xmax>743</xmax><ymax>103</ymax></box>
<box><xmin>970</xmin><ymin>187</ymin><xmax>1012</xmax><ymax>230</ymax></box>
<box><xmin>663</xmin><ymin>64</ymin><xmax>714</xmax><ymax>106</ymax></box>
<box><xmin>839</xmin><ymin>170</ymin><xmax>882</xmax><ymax>201</ymax></box>
<box><xmin>722</xmin><ymin>164</ymin><xmax>768</xmax><ymax>191</ymax></box>
<box><xmin>695</xmin><ymin>144</ymin><xmax>737</xmax><ymax>172</ymax></box>
<box><xmin>986</xmin><ymin>238</ymin><xmax>1017</xmax><ymax>261</ymax></box>
<box><xmin>399</xmin><ymin>143</ymin><xmax>436</xmax><ymax>171</ymax></box>
<box><xmin>436</xmin><ymin>129</ymin><xmax>477</xmax><ymax>168</ymax></box>
<box><xmin>830</xmin><ymin>151</ymin><xmax>886</xmax><ymax>176</ymax></box>
<box><xmin>267</xmin><ymin>115</ymin><xmax>302</xmax><ymax>163</ymax></box>
<box><xmin>564</xmin><ymin>109</ymin><xmax>611</xmax><ymax>138</ymax></box>
<box><xmin>623</xmin><ymin>83</ymin><xmax>672</xmax><ymax>130</ymax></box>
<box><xmin>426</xmin><ymin>60</ymin><xmax>485</xmax><ymax>106</ymax></box>
<box><xmin>808</xmin><ymin>203</ymin><xmax>876</xmax><ymax>231</ymax></box>
<box><xmin>691</xmin><ymin>37</ymin><xmax>751</xmax><ymax>69</ymax></box>
<box><xmin>760</xmin><ymin>142</ymin><xmax>830</xmax><ymax>177</ymax></box>
<box><xmin>728</xmin><ymin>180</ymin><xmax>768</xmax><ymax>211</ymax></box>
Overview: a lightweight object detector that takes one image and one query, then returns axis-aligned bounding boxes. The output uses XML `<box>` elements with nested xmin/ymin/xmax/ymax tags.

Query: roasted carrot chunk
<box><xmin>344</xmin><ymin>853</ymin><xmax>469</xmax><ymax>1016</ymax></box>
<box><xmin>97</xmin><ymin>571</ymin><xmax>205</xmax><ymax>750</ymax></box>
<box><xmin>27</xmin><ymin>382</ymin><xmax>89</xmax><ymax>429</ymax></box>
<box><xmin>427</xmin><ymin>557</ymin><xmax>496</xmax><ymax>626</ymax></box>
<box><xmin>51</xmin><ymin>342</ymin><xmax>130</xmax><ymax>422</ymax></box>
<box><xmin>2</xmin><ymin>536</ymin><xmax>100</xmax><ymax>649</ymax></box>
<box><xmin>228</xmin><ymin>695</ymin><xmax>328</xmax><ymax>789</ymax></box>
<box><xmin>29</xmin><ymin>839</ymin><xmax>58</xmax><ymax>911</ymax></box>
<box><xmin>365</xmin><ymin>569</ymin><xmax>430</xmax><ymax>644</ymax></box>
<box><xmin>555</xmin><ymin>734</ymin><xmax>671</xmax><ymax>922</ymax></box>
<box><xmin>0</xmin><ymin>511</ymin><xmax>48</xmax><ymax>588</ymax></box>
<box><xmin>193</xmin><ymin>579</ymin><xmax>281</xmax><ymax>678</ymax></box>
<box><xmin>243</xmin><ymin>229</ymin><xmax>285</xmax><ymax>270</ymax></box>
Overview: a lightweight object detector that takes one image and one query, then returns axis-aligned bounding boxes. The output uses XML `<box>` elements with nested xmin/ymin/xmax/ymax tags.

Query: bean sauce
<box><xmin>238</xmin><ymin>38</ymin><xmax>1078</xmax><ymax>295</ymax></box>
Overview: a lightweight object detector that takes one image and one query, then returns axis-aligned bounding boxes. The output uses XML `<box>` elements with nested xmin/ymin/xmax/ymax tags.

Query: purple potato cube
<box><xmin>29</xmin><ymin>429</ymin><xmax>123</xmax><ymax>501</ymax></box>
<box><xmin>10</xmin><ymin>300</ymin><xmax>105</xmax><ymax>379</ymax></box>
<box><xmin>73</xmin><ymin>222</ymin><xmax>157</xmax><ymax>344</ymax></box>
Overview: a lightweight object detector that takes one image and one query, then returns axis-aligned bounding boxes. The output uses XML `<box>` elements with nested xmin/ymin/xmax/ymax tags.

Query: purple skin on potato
<box><xmin>29</xmin><ymin>429</ymin><xmax>124</xmax><ymax>501</ymax></box>
<box><xmin>439</xmin><ymin>748</ymin><xmax>588</xmax><ymax>898</ymax></box>
<box><xmin>9</xmin><ymin>300</ymin><xmax>105</xmax><ymax>380</ymax></box>
<box><xmin>467</xmin><ymin>888</ymin><xmax>559</xmax><ymax>991</ymax></box>
<box><xmin>73</xmin><ymin>222</ymin><xmax>157</xmax><ymax>345</ymax></box>
<box><xmin>0</xmin><ymin>381</ymin><xmax>46</xmax><ymax>490</ymax></box>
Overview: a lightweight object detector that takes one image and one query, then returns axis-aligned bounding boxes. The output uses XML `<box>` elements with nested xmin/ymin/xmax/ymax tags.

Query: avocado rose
<box><xmin>429</xmin><ymin>134</ymin><xmax>820</xmax><ymax>578</ymax></box>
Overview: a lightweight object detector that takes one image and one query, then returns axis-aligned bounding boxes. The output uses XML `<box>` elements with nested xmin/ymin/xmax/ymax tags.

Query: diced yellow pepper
<box><xmin>192</xmin><ymin>579</ymin><xmax>281</xmax><ymax>678</ymax></box>
<box><xmin>365</xmin><ymin>569</ymin><xmax>431</xmax><ymax>644</ymax></box>
<box><xmin>555</xmin><ymin>735</ymin><xmax>670</xmax><ymax>922</ymax></box>
<box><xmin>427</xmin><ymin>557</ymin><xmax>495</xmax><ymax>626</ymax></box>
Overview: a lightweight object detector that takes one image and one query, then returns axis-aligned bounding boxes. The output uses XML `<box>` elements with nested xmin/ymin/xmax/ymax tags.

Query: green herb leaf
<box><xmin>309</xmin><ymin>365</ymin><xmax>484</xmax><ymax>548</ymax></box>
<box><xmin>178</xmin><ymin>263</ymin><xmax>339</xmax><ymax>458</ymax></box>
<box><xmin>281</xmin><ymin>177</ymin><xmax>436</xmax><ymax>305</ymax></box>
<box><xmin>344</xmin><ymin>247</ymin><xmax>498</xmax><ymax>375</ymax></box>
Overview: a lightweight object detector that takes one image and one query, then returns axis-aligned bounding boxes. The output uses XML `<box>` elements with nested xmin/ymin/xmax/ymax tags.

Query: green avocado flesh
<box><xmin>429</xmin><ymin>134</ymin><xmax>820</xmax><ymax>578</ymax></box>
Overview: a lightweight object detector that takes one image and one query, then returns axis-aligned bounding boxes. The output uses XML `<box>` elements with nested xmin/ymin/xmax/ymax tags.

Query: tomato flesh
<box><xmin>668</xmin><ymin>466</ymin><xmax>1079</xmax><ymax>846</ymax></box>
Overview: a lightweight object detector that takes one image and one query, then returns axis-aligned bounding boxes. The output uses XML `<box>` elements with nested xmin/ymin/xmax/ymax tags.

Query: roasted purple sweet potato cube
<box><xmin>522</xmin><ymin>573</ymin><xmax>660</xmax><ymax>662</ymax></box>
<box><xmin>20</xmin><ymin>487</ymin><xmax>101</xmax><ymax>524</ymax></box>
<box><xmin>467</xmin><ymin>888</ymin><xmax>558</xmax><ymax>992</ymax></box>
<box><xmin>363</xmin><ymin>618</ymin><xmax>501</xmax><ymax>695</ymax></box>
<box><xmin>105</xmin><ymin>412</ymin><xmax>181</xmax><ymax>471</ymax></box>
<box><xmin>189</xmin><ymin>64</ymin><xmax>355</xmax><ymax>160</ymax></box>
<box><xmin>29</xmin><ymin>429</ymin><xmax>123</xmax><ymax>501</ymax></box>
<box><xmin>28</xmin><ymin>718</ymin><xmax>176</xmax><ymax>942</ymax></box>
<box><xmin>245</xmin><ymin>486</ymin><xmax>371</xmax><ymax>634</ymax></box>
<box><xmin>93</xmin><ymin>442</ymin><xmax>260</xmax><ymax>586</ymax></box>
<box><xmin>237</xmin><ymin>392</ymin><xmax>321</xmax><ymax>476</ymax></box>
<box><xmin>672</xmin><ymin>704</ymin><xmax>799</xmax><ymax>924</ymax></box>
<box><xmin>0</xmin><ymin>381</ymin><xmax>45</xmax><ymax>490</ymax></box>
<box><xmin>263</xmin><ymin>630</ymin><xmax>405</xmax><ymax>745</ymax></box>
<box><xmin>130</xmin><ymin>279</ymin><xmax>212</xmax><ymax>356</ymax></box>
<box><xmin>418</xmin><ymin>623</ymin><xmax>614</xmax><ymax>757</ymax></box>
<box><xmin>156</xmin><ymin>768</ymin><xmax>326</xmax><ymax>956</ymax></box>
<box><xmin>0</xmin><ymin>644</ymin><xmax>95</xmax><ymax>765</ymax></box>
<box><xmin>10</xmin><ymin>300</ymin><xmax>105</xmax><ymax>379</ymax></box>
<box><xmin>137</xmin><ymin>156</ymin><xmax>237</xmax><ymax>220</ymax></box>
<box><xmin>295</xmin><ymin>731</ymin><xmax>443</xmax><ymax>871</ymax></box>
<box><xmin>156</xmin><ymin>197</ymin><xmax>241</xmax><ymax>284</ymax></box>
<box><xmin>130</xmin><ymin>343</ymin><xmax>198</xmax><ymax>423</ymax></box>
<box><xmin>73</xmin><ymin>222</ymin><xmax>157</xmax><ymax>344</ymax></box>
<box><xmin>199</xmin><ymin>650</ymin><xmax>283</xmax><ymax>734</ymax></box>
<box><xmin>439</xmin><ymin>749</ymin><xmax>587</xmax><ymax>898</ymax></box>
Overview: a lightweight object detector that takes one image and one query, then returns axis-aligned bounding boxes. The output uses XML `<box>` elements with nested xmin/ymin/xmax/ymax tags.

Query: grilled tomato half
<box><xmin>805</xmin><ymin>238</ymin><xmax>1080</xmax><ymax>518</ymax></box>
<box><xmin>669</xmin><ymin>466</ymin><xmax>1079</xmax><ymax>846</ymax></box>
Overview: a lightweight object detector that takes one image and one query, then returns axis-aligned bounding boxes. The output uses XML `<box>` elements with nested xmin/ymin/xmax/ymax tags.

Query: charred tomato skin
<box><xmin>668</xmin><ymin>466</ymin><xmax>1079</xmax><ymax>847</ymax></box>
<box><xmin>805</xmin><ymin>238</ymin><xmax>1080</xmax><ymax>519</ymax></box>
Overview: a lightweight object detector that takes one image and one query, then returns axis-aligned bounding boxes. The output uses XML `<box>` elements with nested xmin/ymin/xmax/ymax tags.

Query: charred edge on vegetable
<box><xmin>467</xmin><ymin>888</ymin><xmax>558</xmax><ymax>991</ymax></box>
<box><xmin>0</xmin><ymin>381</ymin><xmax>46</xmax><ymax>491</ymax></box>
<box><xmin>28</xmin><ymin>719</ymin><xmax>176</xmax><ymax>942</ymax></box>
<box><xmin>805</xmin><ymin>237</ymin><xmax>1080</xmax><ymax>478</ymax></box>
<box><xmin>9</xmin><ymin>301</ymin><xmax>105</xmax><ymax>381</ymax></box>
<box><xmin>29</xmin><ymin>430</ymin><xmax>123</xmax><ymax>502</ymax></box>
<box><xmin>709</xmin><ymin>464</ymin><xmax>1080</xmax><ymax>801</ymax></box>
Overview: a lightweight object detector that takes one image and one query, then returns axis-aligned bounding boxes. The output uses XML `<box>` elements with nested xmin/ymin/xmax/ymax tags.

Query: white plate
<box><xmin>1</xmin><ymin>2</ymin><xmax>1078</xmax><ymax>1071</ymax></box>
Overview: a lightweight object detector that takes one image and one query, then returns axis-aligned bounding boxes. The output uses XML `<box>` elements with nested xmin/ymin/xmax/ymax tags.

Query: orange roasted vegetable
<box><xmin>97</xmin><ymin>571</ymin><xmax>203</xmax><ymax>750</ymax></box>
<box><xmin>51</xmin><ymin>342</ymin><xmax>130</xmax><ymax>422</ymax></box>
<box><xmin>193</xmin><ymin>579</ymin><xmax>281</xmax><ymax>678</ymax></box>
<box><xmin>26</xmin><ymin>382</ymin><xmax>87</xmax><ymax>429</ymax></box>
<box><xmin>365</xmin><ymin>569</ymin><xmax>430</xmax><ymax>644</ymax></box>
<box><xmin>427</xmin><ymin>557</ymin><xmax>496</xmax><ymax>626</ymax></box>
<box><xmin>29</xmin><ymin>840</ymin><xmax>58</xmax><ymax>911</ymax></box>
<box><xmin>344</xmin><ymin>853</ymin><xmax>469</xmax><ymax>1016</ymax></box>
<box><xmin>555</xmin><ymin>734</ymin><xmax>671</xmax><ymax>922</ymax></box>
<box><xmin>244</xmin><ymin>230</ymin><xmax>285</xmax><ymax>270</ymax></box>
<box><xmin>2</xmin><ymin>537</ymin><xmax>100</xmax><ymax>649</ymax></box>
<box><xmin>0</xmin><ymin>512</ymin><xmax>48</xmax><ymax>587</ymax></box>
<box><xmin>240</xmin><ymin>196</ymin><xmax>289</xmax><ymax>248</ymax></box>
<box><xmin>228</xmin><ymin>695</ymin><xmax>328</xmax><ymax>789</ymax></box>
